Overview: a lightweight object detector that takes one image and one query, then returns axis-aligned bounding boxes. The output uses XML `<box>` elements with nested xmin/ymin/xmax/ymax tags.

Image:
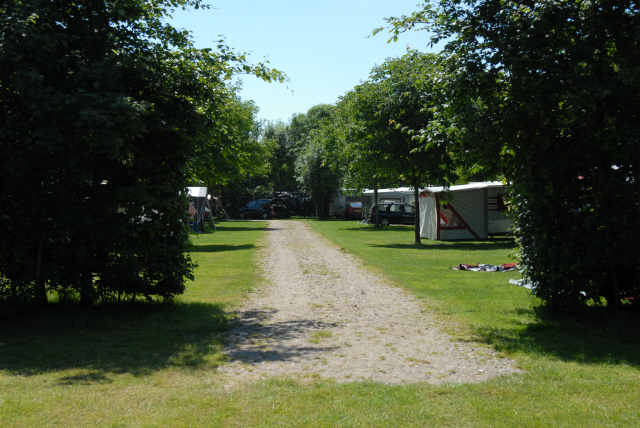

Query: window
<box><xmin>488</xmin><ymin>194</ymin><xmax>507</xmax><ymax>212</ymax></box>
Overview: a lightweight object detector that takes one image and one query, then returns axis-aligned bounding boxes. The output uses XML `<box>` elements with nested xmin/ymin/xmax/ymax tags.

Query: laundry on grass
<box><xmin>453</xmin><ymin>263</ymin><xmax>517</xmax><ymax>272</ymax></box>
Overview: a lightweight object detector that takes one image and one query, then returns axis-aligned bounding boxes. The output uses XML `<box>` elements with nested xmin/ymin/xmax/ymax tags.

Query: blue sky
<box><xmin>170</xmin><ymin>1</ymin><xmax>435</xmax><ymax>123</ymax></box>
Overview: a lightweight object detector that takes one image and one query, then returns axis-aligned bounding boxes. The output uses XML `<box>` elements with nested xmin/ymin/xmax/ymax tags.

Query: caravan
<box><xmin>419</xmin><ymin>182</ymin><xmax>512</xmax><ymax>240</ymax></box>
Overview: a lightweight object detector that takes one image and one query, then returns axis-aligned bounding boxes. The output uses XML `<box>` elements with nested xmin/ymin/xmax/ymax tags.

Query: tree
<box><xmin>381</xmin><ymin>0</ymin><xmax>640</xmax><ymax>310</ymax></box>
<box><xmin>188</xmin><ymin>90</ymin><xmax>268</xmax><ymax>191</ymax></box>
<box><xmin>295</xmin><ymin>106</ymin><xmax>344</xmax><ymax>218</ymax></box>
<box><xmin>0</xmin><ymin>0</ymin><xmax>281</xmax><ymax>305</ymax></box>
<box><xmin>338</xmin><ymin>84</ymin><xmax>401</xmax><ymax>226</ymax></box>
<box><xmin>263</xmin><ymin>122</ymin><xmax>299</xmax><ymax>193</ymax></box>
<box><xmin>345</xmin><ymin>51</ymin><xmax>456</xmax><ymax>243</ymax></box>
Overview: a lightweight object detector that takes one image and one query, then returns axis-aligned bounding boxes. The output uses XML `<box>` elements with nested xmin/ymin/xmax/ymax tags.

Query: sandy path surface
<box><xmin>218</xmin><ymin>220</ymin><xmax>519</xmax><ymax>385</ymax></box>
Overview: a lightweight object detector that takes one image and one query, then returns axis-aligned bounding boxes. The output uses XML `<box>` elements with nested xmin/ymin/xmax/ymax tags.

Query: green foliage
<box><xmin>382</xmin><ymin>1</ymin><xmax>640</xmax><ymax>310</ymax></box>
<box><xmin>293</xmin><ymin>105</ymin><xmax>344</xmax><ymax>218</ymax></box>
<box><xmin>254</xmin><ymin>104</ymin><xmax>341</xmax><ymax>217</ymax></box>
<box><xmin>263</xmin><ymin>122</ymin><xmax>299</xmax><ymax>193</ymax></box>
<box><xmin>340</xmin><ymin>51</ymin><xmax>457</xmax><ymax>241</ymax></box>
<box><xmin>188</xmin><ymin>92</ymin><xmax>269</xmax><ymax>190</ymax></box>
<box><xmin>338</xmin><ymin>83</ymin><xmax>400</xmax><ymax>193</ymax></box>
<box><xmin>0</xmin><ymin>0</ymin><xmax>280</xmax><ymax>305</ymax></box>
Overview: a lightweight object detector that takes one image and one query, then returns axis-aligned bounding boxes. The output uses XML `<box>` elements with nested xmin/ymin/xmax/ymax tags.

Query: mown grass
<box><xmin>301</xmin><ymin>220</ymin><xmax>640</xmax><ymax>426</ymax></box>
<box><xmin>1</xmin><ymin>219</ymin><xmax>639</xmax><ymax>427</ymax></box>
<box><xmin>0</xmin><ymin>221</ymin><xmax>268</xmax><ymax>427</ymax></box>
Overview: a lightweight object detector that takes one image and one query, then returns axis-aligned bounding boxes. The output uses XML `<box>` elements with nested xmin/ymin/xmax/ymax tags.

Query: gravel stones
<box><xmin>218</xmin><ymin>220</ymin><xmax>520</xmax><ymax>386</ymax></box>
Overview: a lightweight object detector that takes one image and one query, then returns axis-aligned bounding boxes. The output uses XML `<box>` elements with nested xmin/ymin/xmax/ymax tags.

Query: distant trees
<box><xmin>247</xmin><ymin>104</ymin><xmax>343</xmax><ymax>218</ymax></box>
<box><xmin>295</xmin><ymin>105</ymin><xmax>343</xmax><ymax>218</ymax></box>
<box><xmin>263</xmin><ymin>122</ymin><xmax>299</xmax><ymax>194</ymax></box>
<box><xmin>0</xmin><ymin>0</ymin><xmax>281</xmax><ymax>305</ymax></box>
<box><xmin>381</xmin><ymin>0</ymin><xmax>640</xmax><ymax>311</ymax></box>
<box><xmin>264</xmin><ymin>53</ymin><xmax>456</xmax><ymax>235</ymax></box>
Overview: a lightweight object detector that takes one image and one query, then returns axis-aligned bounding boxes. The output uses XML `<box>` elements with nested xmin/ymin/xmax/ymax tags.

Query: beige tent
<box><xmin>419</xmin><ymin>182</ymin><xmax>512</xmax><ymax>240</ymax></box>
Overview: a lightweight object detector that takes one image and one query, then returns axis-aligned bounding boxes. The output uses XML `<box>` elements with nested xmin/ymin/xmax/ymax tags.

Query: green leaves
<box><xmin>381</xmin><ymin>0</ymin><xmax>640</xmax><ymax>310</ymax></box>
<box><xmin>0</xmin><ymin>0</ymin><xmax>283</xmax><ymax>305</ymax></box>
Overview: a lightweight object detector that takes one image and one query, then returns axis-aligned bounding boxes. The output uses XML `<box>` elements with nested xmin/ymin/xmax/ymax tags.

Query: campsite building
<box><xmin>419</xmin><ymin>181</ymin><xmax>512</xmax><ymax>240</ymax></box>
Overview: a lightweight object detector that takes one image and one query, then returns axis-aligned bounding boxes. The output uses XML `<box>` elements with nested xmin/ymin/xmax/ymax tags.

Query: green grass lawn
<box><xmin>1</xmin><ymin>219</ymin><xmax>639</xmax><ymax>427</ymax></box>
<box><xmin>0</xmin><ymin>221</ymin><xmax>268</xmax><ymax>427</ymax></box>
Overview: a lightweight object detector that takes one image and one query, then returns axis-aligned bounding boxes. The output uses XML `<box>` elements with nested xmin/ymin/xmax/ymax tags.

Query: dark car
<box><xmin>239</xmin><ymin>199</ymin><xmax>290</xmax><ymax>219</ymax></box>
<box><xmin>368</xmin><ymin>203</ymin><xmax>415</xmax><ymax>226</ymax></box>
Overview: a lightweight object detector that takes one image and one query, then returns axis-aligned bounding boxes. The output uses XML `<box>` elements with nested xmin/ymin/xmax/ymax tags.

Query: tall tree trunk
<box><xmin>34</xmin><ymin>236</ymin><xmax>47</xmax><ymax>305</ymax></box>
<box><xmin>413</xmin><ymin>176</ymin><xmax>421</xmax><ymax>245</ymax></box>
<box><xmin>79</xmin><ymin>273</ymin><xmax>94</xmax><ymax>307</ymax></box>
<box><xmin>373</xmin><ymin>183</ymin><xmax>379</xmax><ymax>227</ymax></box>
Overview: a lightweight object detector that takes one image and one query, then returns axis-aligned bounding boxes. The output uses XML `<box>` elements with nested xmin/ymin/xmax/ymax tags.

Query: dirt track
<box><xmin>218</xmin><ymin>220</ymin><xmax>519</xmax><ymax>385</ymax></box>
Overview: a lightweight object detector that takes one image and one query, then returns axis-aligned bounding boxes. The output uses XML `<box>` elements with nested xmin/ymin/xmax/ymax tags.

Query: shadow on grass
<box><xmin>187</xmin><ymin>244</ymin><xmax>256</xmax><ymax>253</ymax></box>
<box><xmin>214</xmin><ymin>226</ymin><xmax>280</xmax><ymax>232</ymax></box>
<box><xmin>369</xmin><ymin>239</ymin><xmax>516</xmax><ymax>251</ymax></box>
<box><xmin>475</xmin><ymin>307</ymin><xmax>640</xmax><ymax>367</ymax></box>
<box><xmin>0</xmin><ymin>302</ymin><xmax>230</xmax><ymax>381</ymax></box>
<box><xmin>341</xmin><ymin>225</ymin><xmax>413</xmax><ymax>232</ymax></box>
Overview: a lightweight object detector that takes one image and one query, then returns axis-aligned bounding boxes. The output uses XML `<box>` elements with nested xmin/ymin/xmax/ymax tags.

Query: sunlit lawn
<box><xmin>1</xmin><ymin>219</ymin><xmax>639</xmax><ymax>427</ymax></box>
<box><xmin>0</xmin><ymin>221</ymin><xmax>267</xmax><ymax>427</ymax></box>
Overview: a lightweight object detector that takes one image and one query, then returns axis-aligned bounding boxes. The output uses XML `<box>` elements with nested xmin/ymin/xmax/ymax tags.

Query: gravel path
<box><xmin>219</xmin><ymin>220</ymin><xmax>519</xmax><ymax>385</ymax></box>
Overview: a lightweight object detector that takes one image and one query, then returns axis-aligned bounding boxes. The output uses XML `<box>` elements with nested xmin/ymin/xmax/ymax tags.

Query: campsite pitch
<box><xmin>219</xmin><ymin>220</ymin><xmax>519</xmax><ymax>385</ymax></box>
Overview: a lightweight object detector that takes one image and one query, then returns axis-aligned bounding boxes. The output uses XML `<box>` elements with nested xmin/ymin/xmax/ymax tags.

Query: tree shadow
<box><xmin>0</xmin><ymin>302</ymin><xmax>230</xmax><ymax>381</ymax></box>
<box><xmin>55</xmin><ymin>372</ymin><xmax>112</xmax><ymax>386</ymax></box>
<box><xmin>223</xmin><ymin>309</ymin><xmax>340</xmax><ymax>363</ymax></box>
<box><xmin>341</xmin><ymin>225</ymin><xmax>413</xmax><ymax>232</ymax></box>
<box><xmin>474</xmin><ymin>307</ymin><xmax>640</xmax><ymax>367</ymax></box>
<box><xmin>187</xmin><ymin>244</ymin><xmax>256</xmax><ymax>253</ymax></box>
<box><xmin>214</xmin><ymin>226</ymin><xmax>280</xmax><ymax>232</ymax></box>
<box><xmin>369</xmin><ymin>239</ymin><xmax>516</xmax><ymax>251</ymax></box>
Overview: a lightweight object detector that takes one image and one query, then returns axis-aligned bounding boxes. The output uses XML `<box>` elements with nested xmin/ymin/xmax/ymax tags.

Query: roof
<box><xmin>364</xmin><ymin>181</ymin><xmax>506</xmax><ymax>195</ymax></box>
<box><xmin>422</xmin><ymin>181</ymin><xmax>506</xmax><ymax>194</ymax></box>
<box><xmin>363</xmin><ymin>187</ymin><xmax>413</xmax><ymax>195</ymax></box>
<box><xmin>187</xmin><ymin>187</ymin><xmax>208</xmax><ymax>198</ymax></box>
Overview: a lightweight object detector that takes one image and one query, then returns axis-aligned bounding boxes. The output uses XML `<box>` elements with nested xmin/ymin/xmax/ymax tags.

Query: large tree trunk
<box><xmin>79</xmin><ymin>273</ymin><xmax>94</xmax><ymax>307</ymax></box>
<box><xmin>34</xmin><ymin>237</ymin><xmax>47</xmax><ymax>305</ymax></box>
<box><xmin>413</xmin><ymin>177</ymin><xmax>421</xmax><ymax>245</ymax></box>
<box><xmin>373</xmin><ymin>183</ymin><xmax>379</xmax><ymax>227</ymax></box>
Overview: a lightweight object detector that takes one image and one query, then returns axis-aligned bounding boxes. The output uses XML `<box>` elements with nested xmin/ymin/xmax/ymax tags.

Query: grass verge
<box><xmin>298</xmin><ymin>220</ymin><xmax>640</xmax><ymax>426</ymax></box>
<box><xmin>0</xmin><ymin>221</ymin><xmax>267</xmax><ymax>427</ymax></box>
<box><xmin>1</xmin><ymin>219</ymin><xmax>639</xmax><ymax>427</ymax></box>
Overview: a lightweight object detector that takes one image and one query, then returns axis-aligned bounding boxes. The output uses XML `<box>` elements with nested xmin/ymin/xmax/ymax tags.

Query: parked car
<box><xmin>345</xmin><ymin>201</ymin><xmax>363</xmax><ymax>219</ymax></box>
<box><xmin>239</xmin><ymin>198</ymin><xmax>290</xmax><ymax>219</ymax></box>
<box><xmin>368</xmin><ymin>203</ymin><xmax>415</xmax><ymax>226</ymax></box>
